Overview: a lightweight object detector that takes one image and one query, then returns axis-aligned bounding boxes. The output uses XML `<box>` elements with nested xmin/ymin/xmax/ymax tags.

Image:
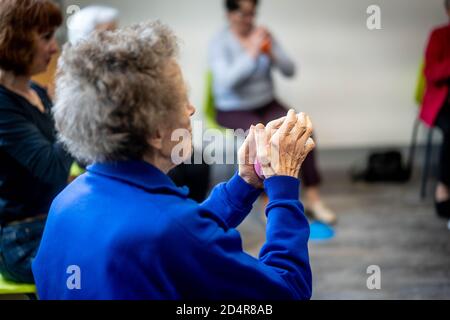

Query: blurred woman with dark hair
<box><xmin>0</xmin><ymin>0</ymin><xmax>72</xmax><ymax>283</ymax></box>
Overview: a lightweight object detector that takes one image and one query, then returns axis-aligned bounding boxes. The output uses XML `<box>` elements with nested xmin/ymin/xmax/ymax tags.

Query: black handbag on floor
<box><xmin>351</xmin><ymin>114</ymin><xmax>420</xmax><ymax>183</ymax></box>
<box><xmin>352</xmin><ymin>150</ymin><xmax>412</xmax><ymax>183</ymax></box>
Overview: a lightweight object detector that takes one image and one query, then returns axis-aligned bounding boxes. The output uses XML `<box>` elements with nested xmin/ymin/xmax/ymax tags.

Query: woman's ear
<box><xmin>147</xmin><ymin>128</ymin><xmax>164</xmax><ymax>151</ymax></box>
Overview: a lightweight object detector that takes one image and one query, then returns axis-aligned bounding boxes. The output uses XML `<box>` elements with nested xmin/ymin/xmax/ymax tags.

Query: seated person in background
<box><xmin>0</xmin><ymin>0</ymin><xmax>73</xmax><ymax>283</ymax></box>
<box><xmin>68</xmin><ymin>5</ymin><xmax>119</xmax><ymax>45</ymax></box>
<box><xmin>209</xmin><ymin>0</ymin><xmax>336</xmax><ymax>224</ymax></box>
<box><xmin>32</xmin><ymin>21</ymin><xmax>314</xmax><ymax>300</ymax></box>
<box><xmin>65</xmin><ymin>5</ymin><xmax>121</xmax><ymax>181</ymax></box>
<box><xmin>420</xmin><ymin>0</ymin><xmax>450</xmax><ymax>219</ymax></box>
<box><xmin>33</xmin><ymin>5</ymin><xmax>119</xmax><ymax>100</ymax></box>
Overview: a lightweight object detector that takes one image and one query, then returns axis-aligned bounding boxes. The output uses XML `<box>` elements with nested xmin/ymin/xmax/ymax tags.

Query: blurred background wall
<box><xmin>63</xmin><ymin>0</ymin><xmax>448</xmax><ymax>149</ymax></box>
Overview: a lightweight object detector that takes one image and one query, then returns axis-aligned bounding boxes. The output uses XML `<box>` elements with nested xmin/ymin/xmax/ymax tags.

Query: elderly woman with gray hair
<box><xmin>32</xmin><ymin>21</ymin><xmax>315</xmax><ymax>300</ymax></box>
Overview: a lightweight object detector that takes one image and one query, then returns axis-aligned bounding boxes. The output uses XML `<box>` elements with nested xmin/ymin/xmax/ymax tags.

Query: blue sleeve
<box><xmin>0</xmin><ymin>107</ymin><xmax>73</xmax><ymax>187</ymax></box>
<box><xmin>200</xmin><ymin>172</ymin><xmax>263</xmax><ymax>228</ymax></box>
<box><xmin>167</xmin><ymin>176</ymin><xmax>312</xmax><ymax>300</ymax></box>
<box><xmin>209</xmin><ymin>38</ymin><xmax>258</xmax><ymax>90</ymax></box>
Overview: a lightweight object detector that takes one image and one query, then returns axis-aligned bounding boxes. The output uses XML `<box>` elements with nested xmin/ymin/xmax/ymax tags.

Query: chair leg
<box><xmin>407</xmin><ymin>119</ymin><xmax>421</xmax><ymax>171</ymax></box>
<box><xmin>26</xmin><ymin>293</ymin><xmax>37</xmax><ymax>300</ymax></box>
<box><xmin>421</xmin><ymin>129</ymin><xmax>434</xmax><ymax>199</ymax></box>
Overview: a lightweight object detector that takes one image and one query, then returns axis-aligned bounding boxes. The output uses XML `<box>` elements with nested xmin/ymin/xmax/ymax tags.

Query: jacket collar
<box><xmin>87</xmin><ymin>160</ymin><xmax>190</xmax><ymax>198</ymax></box>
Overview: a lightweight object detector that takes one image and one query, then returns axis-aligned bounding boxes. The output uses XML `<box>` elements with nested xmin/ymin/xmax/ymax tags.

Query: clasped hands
<box><xmin>238</xmin><ymin>109</ymin><xmax>316</xmax><ymax>189</ymax></box>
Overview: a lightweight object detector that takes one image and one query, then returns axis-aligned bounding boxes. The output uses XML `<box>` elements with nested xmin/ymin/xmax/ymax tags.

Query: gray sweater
<box><xmin>208</xmin><ymin>27</ymin><xmax>296</xmax><ymax>111</ymax></box>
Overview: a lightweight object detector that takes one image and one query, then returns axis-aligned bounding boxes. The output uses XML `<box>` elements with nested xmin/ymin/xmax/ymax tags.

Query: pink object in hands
<box><xmin>254</xmin><ymin>159</ymin><xmax>265</xmax><ymax>180</ymax></box>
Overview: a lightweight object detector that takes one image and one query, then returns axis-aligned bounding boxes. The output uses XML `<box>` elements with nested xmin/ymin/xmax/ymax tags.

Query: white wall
<box><xmin>65</xmin><ymin>0</ymin><xmax>448</xmax><ymax>148</ymax></box>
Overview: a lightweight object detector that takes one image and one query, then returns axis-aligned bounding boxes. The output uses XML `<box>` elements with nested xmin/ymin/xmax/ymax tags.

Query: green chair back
<box><xmin>70</xmin><ymin>162</ymin><xmax>85</xmax><ymax>178</ymax></box>
<box><xmin>204</xmin><ymin>71</ymin><xmax>226</xmax><ymax>132</ymax></box>
<box><xmin>0</xmin><ymin>274</ymin><xmax>36</xmax><ymax>296</ymax></box>
<box><xmin>415</xmin><ymin>60</ymin><xmax>426</xmax><ymax>106</ymax></box>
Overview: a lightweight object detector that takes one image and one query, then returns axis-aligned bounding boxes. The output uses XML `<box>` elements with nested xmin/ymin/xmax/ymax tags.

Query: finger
<box><xmin>273</xmin><ymin>109</ymin><xmax>297</xmax><ymax>142</ymax></box>
<box><xmin>281</xmin><ymin>109</ymin><xmax>298</xmax><ymax>134</ymax></box>
<box><xmin>305</xmin><ymin>114</ymin><xmax>313</xmax><ymax>132</ymax></box>
<box><xmin>266</xmin><ymin>116</ymin><xmax>286</xmax><ymax>138</ymax></box>
<box><xmin>254</xmin><ymin>123</ymin><xmax>270</xmax><ymax>166</ymax></box>
<box><xmin>299</xmin><ymin>114</ymin><xmax>314</xmax><ymax>146</ymax></box>
<box><xmin>291</xmin><ymin>112</ymin><xmax>307</xmax><ymax>140</ymax></box>
<box><xmin>243</xmin><ymin>126</ymin><xmax>253</xmax><ymax>163</ymax></box>
<box><xmin>247</xmin><ymin>125</ymin><xmax>257</xmax><ymax>164</ymax></box>
<box><xmin>297</xmin><ymin>112</ymin><xmax>306</xmax><ymax>126</ymax></box>
<box><xmin>305</xmin><ymin>115</ymin><xmax>314</xmax><ymax>139</ymax></box>
<box><xmin>304</xmin><ymin>137</ymin><xmax>316</xmax><ymax>156</ymax></box>
<box><xmin>238</xmin><ymin>132</ymin><xmax>248</xmax><ymax>165</ymax></box>
<box><xmin>266</xmin><ymin>117</ymin><xmax>286</xmax><ymax>130</ymax></box>
<box><xmin>256</xmin><ymin>32</ymin><xmax>266</xmax><ymax>43</ymax></box>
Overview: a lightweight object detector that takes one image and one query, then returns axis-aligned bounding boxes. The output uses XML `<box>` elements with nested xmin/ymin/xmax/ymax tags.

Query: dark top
<box><xmin>0</xmin><ymin>82</ymin><xmax>73</xmax><ymax>224</ymax></box>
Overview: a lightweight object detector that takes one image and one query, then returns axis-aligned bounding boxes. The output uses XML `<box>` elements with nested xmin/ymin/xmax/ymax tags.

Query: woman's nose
<box><xmin>188</xmin><ymin>104</ymin><xmax>196</xmax><ymax>117</ymax></box>
<box><xmin>49</xmin><ymin>38</ymin><xmax>59</xmax><ymax>54</ymax></box>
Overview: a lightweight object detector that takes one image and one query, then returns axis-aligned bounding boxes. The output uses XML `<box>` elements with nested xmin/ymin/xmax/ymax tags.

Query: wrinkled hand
<box><xmin>255</xmin><ymin>110</ymin><xmax>316</xmax><ymax>179</ymax></box>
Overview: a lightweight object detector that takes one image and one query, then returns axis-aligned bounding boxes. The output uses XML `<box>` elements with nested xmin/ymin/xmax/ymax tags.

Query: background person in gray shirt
<box><xmin>208</xmin><ymin>0</ymin><xmax>337</xmax><ymax>225</ymax></box>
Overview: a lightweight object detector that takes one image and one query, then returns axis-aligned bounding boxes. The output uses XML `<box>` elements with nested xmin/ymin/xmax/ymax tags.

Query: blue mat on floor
<box><xmin>309</xmin><ymin>221</ymin><xmax>335</xmax><ymax>241</ymax></box>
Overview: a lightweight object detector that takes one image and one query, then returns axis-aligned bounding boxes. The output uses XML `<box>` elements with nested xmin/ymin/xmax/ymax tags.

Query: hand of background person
<box><xmin>247</xmin><ymin>26</ymin><xmax>272</xmax><ymax>58</ymax></box>
<box><xmin>255</xmin><ymin>110</ymin><xmax>315</xmax><ymax>179</ymax></box>
<box><xmin>256</xmin><ymin>27</ymin><xmax>272</xmax><ymax>53</ymax></box>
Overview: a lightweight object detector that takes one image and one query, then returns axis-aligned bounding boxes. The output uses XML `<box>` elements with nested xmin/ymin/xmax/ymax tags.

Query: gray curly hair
<box><xmin>53</xmin><ymin>21</ymin><xmax>182</xmax><ymax>164</ymax></box>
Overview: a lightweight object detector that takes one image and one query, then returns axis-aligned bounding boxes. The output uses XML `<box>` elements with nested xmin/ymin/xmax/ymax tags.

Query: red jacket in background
<box><xmin>421</xmin><ymin>23</ymin><xmax>450</xmax><ymax>127</ymax></box>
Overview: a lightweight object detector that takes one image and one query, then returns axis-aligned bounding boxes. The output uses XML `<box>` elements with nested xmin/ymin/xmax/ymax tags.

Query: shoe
<box><xmin>435</xmin><ymin>200</ymin><xmax>450</xmax><ymax>219</ymax></box>
<box><xmin>305</xmin><ymin>201</ymin><xmax>337</xmax><ymax>225</ymax></box>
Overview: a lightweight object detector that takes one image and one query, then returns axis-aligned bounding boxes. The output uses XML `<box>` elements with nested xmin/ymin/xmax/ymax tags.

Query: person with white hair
<box><xmin>67</xmin><ymin>5</ymin><xmax>119</xmax><ymax>45</ymax></box>
<box><xmin>32</xmin><ymin>21</ymin><xmax>315</xmax><ymax>300</ymax></box>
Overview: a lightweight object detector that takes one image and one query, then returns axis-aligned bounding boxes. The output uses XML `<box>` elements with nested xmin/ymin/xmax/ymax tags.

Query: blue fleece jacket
<box><xmin>32</xmin><ymin>160</ymin><xmax>312</xmax><ymax>300</ymax></box>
